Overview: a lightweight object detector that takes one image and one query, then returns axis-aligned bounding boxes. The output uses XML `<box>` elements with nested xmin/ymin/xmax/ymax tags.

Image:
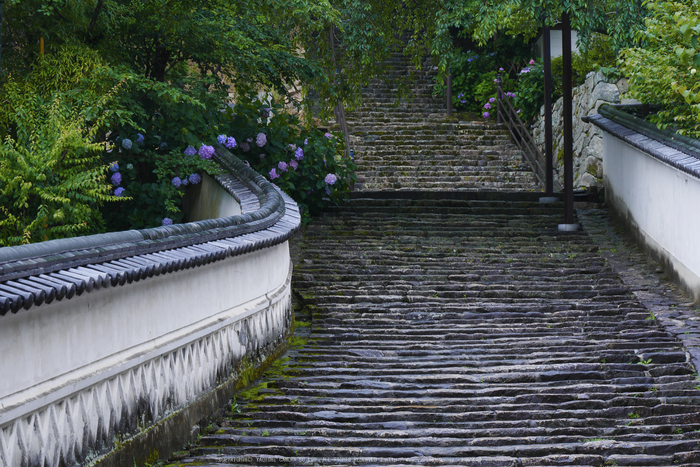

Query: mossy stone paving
<box><xmin>163</xmin><ymin>53</ymin><xmax>700</xmax><ymax>466</ymax></box>
<box><xmin>166</xmin><ymin>196</ymin><xmax>700</xmax><ymax>467</ymax></box>
<box><xmin>346</xmin><ymin>54</ymin><xmax>539</xmax><ymax>193</ymax></box>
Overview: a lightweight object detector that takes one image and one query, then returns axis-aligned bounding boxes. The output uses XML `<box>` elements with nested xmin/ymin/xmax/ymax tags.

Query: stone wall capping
<box><xmin>0</xmin><ymin>145</ymin><xmax>300</xmax><ymax>315</ymax></box>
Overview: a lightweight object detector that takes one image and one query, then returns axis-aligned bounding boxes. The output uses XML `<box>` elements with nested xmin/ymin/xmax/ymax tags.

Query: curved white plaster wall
<box><xmin>603</xmin><ymin>134</ymin><xmax>700</xmax><ymax>299</ymax></box>
<box><xmin>0</xmin><ymin>243</ymin><xmax>290</xmax><ymax>409</ymax></box>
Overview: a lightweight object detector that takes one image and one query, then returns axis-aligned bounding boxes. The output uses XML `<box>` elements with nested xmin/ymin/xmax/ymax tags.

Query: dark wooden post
<box><xmin>496</xmin><ymin>73</ymin><xmax>502</xmax><ymax>124</ymax></box>
<box><xmin>446</xmin><ymin>73</ymin><xmax>452</xmax><ymax>117</ymax></box>
<box><xmin>0</xmin><ymin>1</ymin><xmax>3</xmax><ymax>77</ymax></box>
<box><xmin>559</xmin><ymin>11</ymin><xmax>578</xmax><ymax>230</ymax></box>
<box><xmin>543</xmin><ymin>26</ymin><xmax>554</xmax><ymax>197</ymax></box>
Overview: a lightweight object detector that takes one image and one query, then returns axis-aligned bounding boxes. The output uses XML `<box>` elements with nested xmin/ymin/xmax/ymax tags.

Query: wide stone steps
<box><xmin>165</xmin><ymin>196</ymin><xmax>700</xmax><ymax>467</ymax></box>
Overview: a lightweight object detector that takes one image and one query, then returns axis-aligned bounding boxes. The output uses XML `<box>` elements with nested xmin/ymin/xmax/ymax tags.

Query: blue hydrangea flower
<box><xmin>122</xmin><ymin>139</ymin><xmax>132</xmax><ymax>150</ymax></box>
<box><xmin>181</xmin><ymin>178</ymin><xmax>189</xmax><ymax>186</ymax></box>
<box><xmin>256</xmin><ymin>132</ymin><xmax>267</xmax><ymax>147</ymax></box>
<box><xmin>114</xmin><ymin>187</ymin><xmax>125</xmax><ymax>197</ymax></box>
<box><xmin>184</xmin><ymin>145</ymin><xmax>197</xmax><ymax>156</ymax></box>
<box><xmin>109</xmin><ymin>162</ymin><xmax>119</xmax><ymax>172</ymax></box>
<box><xmin>269</xmin><ymin>168</ymin><xmax>279</xmax><ymax>180</ymax></box>
<box><xmin>172</xmin><ymin>177</ymin><xmax>182</xmax><ymax>188</ymax></box>
<box><xmin>126</xmin><ymin>163</ymin><xmax>134</xmax><ymax>170</ymax></box>
<box><xmin>189</xmin><ymin>173</ymin><xmax>202</xmax><ymax>184</ymax></box>
<box><xmin>136</xmin><ymin>133</ymin><xmax>145</xmax><ymax>145</ymax></box>
<box><xmin>278</xmin><ymin>161</ymin><xmax>288</xmax><ymax>172</ymax></box>
<box><xmin>225</xmin><ymin>137</ymin><xmax>237</xmax><ymax>149</ymax></box>
<box><xmin>159</xmin><ymin>142</ymin><xmax>167</xmax><ymax>149</ymax></box>
<box><xmin>325</xmin><ymin>173</ymin><xmax>338</xmax><ymax>185</ymax></box>
<box><xmin>162</xmin><ymin>218</ymin><xmax>173</xmax><ymax>226</ymax></box>
<box><xmin>217</xmin><ymin>134</ymin><xmax>227</xmax><ymax>145</ymax></box>
<box><xmin>111</xmin><ymin>172</ymin><xmax>122</xmax><ymax>186</ymax></box>
<box><xmin>295</xmin><ymin>147</ymin><xmax>304</xmax><ymax>161</ymax></box>
<box><xmin>199</xmin><ymin>144</ymin><xmax>215</xmax><ymax>159</ymax></box>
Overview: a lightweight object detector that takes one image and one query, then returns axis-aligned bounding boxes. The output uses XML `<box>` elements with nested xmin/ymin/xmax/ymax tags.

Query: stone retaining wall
<box><xmin>532</xmin><ymin>71</ymin><xmax>637</xmax><ymax>191</ymax></box>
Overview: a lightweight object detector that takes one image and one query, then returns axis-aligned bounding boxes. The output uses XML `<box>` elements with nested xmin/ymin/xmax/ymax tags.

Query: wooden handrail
<box><xmin>496</xmin><ymin>79</ymin><xmax>545</xmax><ymax>189</ymax></box>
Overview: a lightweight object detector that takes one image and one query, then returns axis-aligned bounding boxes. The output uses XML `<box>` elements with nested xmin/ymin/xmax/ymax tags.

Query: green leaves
<box><xmin>0</xmin><ymin>89</ymin><xmax>118</xmax><ymax>246</ymax></box>
<box><xmin>621</xmin><ymin>0</ymin><xmax>700</xmax><ymax>137</ymax></box>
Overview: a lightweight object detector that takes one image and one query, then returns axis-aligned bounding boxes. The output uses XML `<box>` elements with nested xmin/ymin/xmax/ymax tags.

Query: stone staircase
<box><xmin>169</xmin><ymin>195</ymin><xmax>700</xmax><ymax>466</ymax></box>
<box><xmin>162</xmin><ymin>54</ymin><xmax>700</xmax><ymax>466</ymax></box>
<box><xmin>346</xmin><ymin>54</ymin><xmax>540</xmax><ymax>192</ymax></box>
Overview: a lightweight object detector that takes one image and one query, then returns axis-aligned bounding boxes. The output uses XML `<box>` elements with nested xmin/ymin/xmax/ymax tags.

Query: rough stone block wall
<box><xmin>532</xmin><ymin>71</ymin><xmax>637</xmax><ymax>191</ymax></box>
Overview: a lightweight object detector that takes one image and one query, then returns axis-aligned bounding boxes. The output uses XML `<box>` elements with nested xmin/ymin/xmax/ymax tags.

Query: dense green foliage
<box><xmin>229</xmin><ymin>97</ymin><xmax>356</xmax><ymax>221</ymax></box>
<box><xmin>621</xmin><ymin>0</ymin><xmax>700</xmax><ymax>136</ymax></box>
<box><xmin>0</xmin><ymin>88</ymin><xmax>116</xmax><ymax>245</ymax></box>
<box><xmin>0</xmin><ymin>0</ymin><xmax>350</xmax><ymax>242</ymax></box>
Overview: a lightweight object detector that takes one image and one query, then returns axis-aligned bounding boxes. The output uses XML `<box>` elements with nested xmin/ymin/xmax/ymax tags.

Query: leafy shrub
<box><xmin>621</xmin><ymin>0</ymin><xmax>700</xmax><ymax>136</ymax></box>
<box><xmin>225</xmin><ymin>96</ymin><xmax>357</xmax><ymax>222</ymax></box>
<box><xmin>0</xmin><ymin>89</ymin><xmax>117</xmax><ymax>246</ymax></box>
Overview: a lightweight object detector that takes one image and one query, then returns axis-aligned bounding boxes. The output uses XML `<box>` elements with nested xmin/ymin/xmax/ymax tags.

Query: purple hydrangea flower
<box><xmin>172</xmin><ymin>177</ymin><xmax>182</xmax><ymax>188</ymax></box>
<box><xmin>324</xmin><ymin>132</ymin><xmax>332</xmax><ymax>139</ymax></box>
<box><xmin>295</xmin><ymin>147</ymin><xmax>304</xmax><ymax>161</ymax></box>
<box><xmin>225</xmin><ymin>137</ymin><xmax>237</xmax><ymax>149</ymax></box>
<box><xmin>245</xmin><ymin>161</ymin><xmax>250</xmax><ymax>167</ymax></box>
<box><xmin>460</xmin><ymin>99</ymin><xmax>466</xmax><ymax>104</ymax></box>
<box><xmin>260</xmin><ymin>107</ymin><xmax>270</xmax><ymax>118</ymax></box>
<box><xmin>114</xmin><ymin>187</ymin><xmax>125</xmax><ymax>197</ymax></box>
<box><xmin>256</xmin><ymin>132</ymin><xmax>267</xmax><ymax>147</ymax></box>
<box><xmin>325</xmin><ymin>173</ymin><xmax>338</xmax><ymax>185</ymax></box>
<box><xmin>240</xmin><ymin>142</ymin><xmax>250</xmax><ymax>152</ymax></box>
<box><xmin>199</xmin><ymin>144</ymin><xmax>215</xmax><ymax>159</ymax></box>
<box><xmin>247</xmin><ymin>138</ymin><xmax>253</xmax><ymax>142</ymax></box>
<box><xmin>184</xmin><ymin>145</ymin><xmax>196</xmax><ymax>156</ymax></box>
<box><xmin>109</xmin><ymin>162</ymin><xmax>119</xmax><ymax>172</ymax></box>
<box><xmin>111</xmin><ymin>172</ymin><xmax>122</xmax><ymax>186</ymax></box>
<box><xmin>289</xmin><ymin>160</ymin><xmax>298</xmax><ymax>170</ymax></box>
<box><xmin>483</xmin><ymin>112</ymin><xmax>491</xmax><ymax>119</ymax></box>
<box><xmin>122</xmin><ymin>139</ymin><xmax>132</xmax><ymax>150</ymax></box>
<box><xmin>499</xmin><ymin>67</ymin><xmax>504</xmax><ymax>71</ymax></box>
<box><xmin>493</xmin><ymin>78</ymin><xmax>498</xmax><ymax>83</ymax></box>
<box><xmin>304</xmin><ymin>138</ymin><xmax>308</xmax><ymax>145</ymax></box>
<box><xmin>467</xmin><ymin>58</ymin><xmax>473</xmax><ymax>63</ymax></box>
<box><xmin>269</xmin><ymin>168</ymin><xmax>279</xmax><ymax>180</ymax></box>
<box><xmin>489</xmin><ymin>97</ymin><xmax>495</xmax><ymax>103</ymax></box>
<box><xmin>529</xmin><ymin>59</ymin><xmax>535</xmax><ymax>65</ymax></box>
<box><xmin>260</xmin><ymin>153</ymin><xmax>266</xmax><ymax>159</ymax></box>
<box><xmin>325</xmin><ymin>186</ymin><xmax>331</xmax><ymax>195</ymax></box>
<box><xmin>484</xmin><ymin>103</ymin><xmax>491</xmax><ymax>110</ymax></box>
<box><xmin>217</xmin><ymin>134</ymin><xmax>227</xmax><ymax>145</ymax></box>
<box><xmin>520</xmin><ymin>67</ymin><xmax>531</xmax><ymax>74</ymax></box>
<box><xmin>136</xmin><ymin>133</ymin><xmax>145</xmax><ymax>145</ymax></box>
<box><xmin>288</xmin><ymin>143</ymin><xmax>297</xmax><ymax>151</ymax></box>
<box><xmin>189</xmin><ymin>173</ymin><xmax>202</xmax><ymax>184</ymax></box>
<box><xmin>162</xmin><ymin>218</ymin><xmax>173</xmax><ymax>226</ymax></box>
<box><xmin>278</xmin><ymin>161</ymin><xmax>288</xmax><ymax>172</ymax></box>
<box><xmin>458</xmin><ymin>93</ymin><xmax>464</xmax><ymax>98</ymax></box>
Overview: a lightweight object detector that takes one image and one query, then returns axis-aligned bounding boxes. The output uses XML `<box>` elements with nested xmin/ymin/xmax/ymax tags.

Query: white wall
<box><xmin>603</xmin><ymin>135</ymin><xmax>700</xmax><ymax>301</ymax></box>
<box><xmin>535</xmin><ymin>29</ymin><xmax>579</xmax><ymax>59</ymax></box>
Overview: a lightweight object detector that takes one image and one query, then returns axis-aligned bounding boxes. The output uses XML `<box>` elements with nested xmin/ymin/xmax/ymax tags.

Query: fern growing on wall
<box><xmin>0</xmin><ymin>87</ymin><xmax>118</xmax><ymax>246</ymax></box>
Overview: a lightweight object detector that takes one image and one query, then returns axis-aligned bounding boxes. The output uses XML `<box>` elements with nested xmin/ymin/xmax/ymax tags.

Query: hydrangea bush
<box><xmin>223</xmin><ymin>95</ymin><xmax>356</xmax><ymax>223</ymax></box>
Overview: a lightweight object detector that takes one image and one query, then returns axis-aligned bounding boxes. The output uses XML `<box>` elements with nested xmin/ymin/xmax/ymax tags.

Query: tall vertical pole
<box><xmin>446</xmin><ymin>73</ymin><xmax>452</xmax><ymax>117</ymax></box>
<box><xmin>543</xmin><ymin>26</ymin><xmax>554</xmax><ymax>197</ymax></box>
<box><xmin>0</xmin><ymin>1</ymin><xmax>4</xmax><ymax>77</ymax></box>
<box><xmin>559</xmin><ymin>11</ymin><xmax>578</xmax><ymax>230</ymax></box>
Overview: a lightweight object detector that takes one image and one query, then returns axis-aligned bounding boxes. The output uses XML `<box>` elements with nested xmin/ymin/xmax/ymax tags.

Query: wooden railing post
<box><xmin>496</xmin><ymin>74</ymin><xmax>502</xmax><ymax>124</ymax></box>
<box><xmin>446</xmin><ymin>72</ymin><xmax>452</xmax><ymax>117</ymax></box>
